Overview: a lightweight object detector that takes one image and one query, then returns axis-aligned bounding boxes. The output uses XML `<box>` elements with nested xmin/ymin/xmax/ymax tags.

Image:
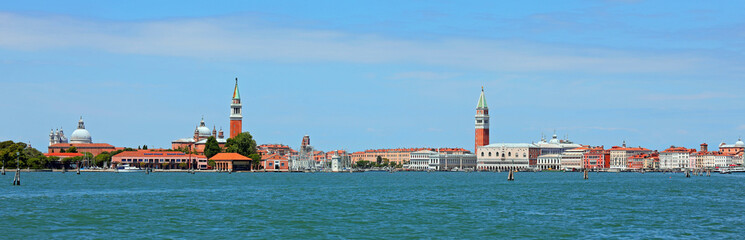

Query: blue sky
<box><xmin>1</xmin><ymin>0</ymin><xmax>744</xmax><ymax>152</ymax></box>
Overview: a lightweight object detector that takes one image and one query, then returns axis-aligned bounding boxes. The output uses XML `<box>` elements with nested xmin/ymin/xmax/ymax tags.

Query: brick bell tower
<box><xmin>230</xmin><ymin>77</ymin><xmax>242</xmax><ymax>138</ymax></box>
<box><xmin>475</xmin><ymin>86</ymin><xmax>489</xmax><ymax>153</ymax></box>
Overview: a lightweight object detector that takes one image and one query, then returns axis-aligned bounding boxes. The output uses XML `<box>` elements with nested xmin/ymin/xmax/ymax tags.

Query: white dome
<box><xmin>198</xmin><ymin>126</ymin><xmax>211</xmax><ymax>137</ymax></box>
<box><xmin>70</xmin><ymin>129</ymin><xmax>92</xmax><ymax>143</ymax></box>
<box><xmin>196</xmin><ymin>117</ymin><xmax>211</xmax><ymax>137</ymax></box>
<box><xmin>549</xmin><ymin>134</ymin><xmax>560</xmax><ymax>144</ymax></box>
<box><xmin>735</xmin><ymin>139</ymin><xmax>744</xmax><ymax>147</ymax></box>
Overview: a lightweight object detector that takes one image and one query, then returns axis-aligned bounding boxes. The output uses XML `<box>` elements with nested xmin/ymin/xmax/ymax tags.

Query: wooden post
<box><xmin>12</xmin><ymin>169</ymin><xmax>20</xmax><ymax>185</ymax></box>
<box><xmin>507</xmin><ymin>169</ymin><xmax>514</xmax><ymax>181</ymax></box>
<box><xmin>685</xmin><ymin>169</ymin><xmax>690</xmax><ymax>178</ymax></box>
<box><xmin>584</xmin><ymin>169</ymin><xmax>589</xmax><ymax>180</ymax></box>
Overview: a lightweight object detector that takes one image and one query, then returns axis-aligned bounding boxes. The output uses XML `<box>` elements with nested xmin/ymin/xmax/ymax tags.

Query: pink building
<box><xmin>112</xmin><ymin>150</ymin><xmax>208</xmax><ymax>169</ymax></box>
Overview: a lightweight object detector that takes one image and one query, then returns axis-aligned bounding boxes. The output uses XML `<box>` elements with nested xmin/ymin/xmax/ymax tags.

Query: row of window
<box><xmin>120</xmin><ymin>159</ymin><xmax>202</xmax><ymax>163</ymax></box>
<box><xmin>480</xmin><ymin>152</ymin><xmax>527</xmax><ymax>158</ymax></box>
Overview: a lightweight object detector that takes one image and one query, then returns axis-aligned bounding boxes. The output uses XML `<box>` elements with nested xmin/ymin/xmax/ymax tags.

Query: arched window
<box><xmin>508</xmin><ymin>152</ymin><xmax>511</xmax><ymax>157</ymax></box>
<box><xmin>481</xmin><ymin>152</ymin><xmax>484</xmax><ymax>157</ymax></box>
<box><xmin>488</xmin><ymin>152</ymin><xmax>492</xmax><ymax>157</ymax></box>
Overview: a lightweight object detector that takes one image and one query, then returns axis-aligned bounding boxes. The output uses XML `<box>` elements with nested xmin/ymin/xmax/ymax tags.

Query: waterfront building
<box><xmin>475</xmin><ymin>87</ymin><xmax>489</xmax><ymax>153</ymax></box>
<box><xmin>111</xmin><ymin>150</ymin><xmax>207</xmax><ymax>169</ymax></box>
<box><xmin>407</xmin><ymin>150</ymin><xmax>476</xmax><ymax>171</ymax></box>
<box><xmin>583</xmin><ymin>146</ymin><xmax>610</xmax><ymax>169</ymax></box>
<box><xmin>171</xmin><ymin>117</ymin><xmax>226</xmax><ymax>154</ymax></box>
<box><xmin>352</xmin><ymin>148</ymin><xmax>470</xmax><ymax>166</ymax></box>
<box><xmin>627</xmin><ymin>153</ymin><xmax>659</xmax><ymax>170</ymax></box>
<box><xmin>560</xmin><ymin>147</ymin><xmax>587</xmax><ymax>170</ymax></box>
<box><xmin>536</xmin><ymin>154</ymin><xmax>560</xmax><ymax>170</ymax></box>
<box><xmin>44</xmin><ymin>152</ymin><xmax>83</xmax><ymax>160</ymax></box>
<box><xmin>609</xmin><ymin>143</ymin><xmax>652</xmax><ymax>170</ymax></box>
<box><xmin>230</xmin><ymin>78</ymin><xmax>242</xmax><ymax>138</ymax></box>
<box><xmin>210</xmin><ymin>152</ymin><xmax>252</xmax><ymax>171</ymax></box>
<box><xmin>477</xmin><ymin>143</ymin><xmax>539</xmax><ymax>171</ymax></box>
<box><xmin>262</xmin><ymin>153</ymin><xmax>289</xmax><ymax>171</ymax></box>
<box><xmin>47</xmin><ymin>117</ymin><xmax>116</xmax><ymax>156</ymax></box>
<box><xmin>659</xmin><ymin>146</ymin><xmax>696</xmax><ymax>169</ymax></box>
<box><xmin>718</xmin><ymin>139</ymin><xmax>745</xmax><ymax>155</ymax></box>
<box><xmin>713</xmin><ymin>152</ymin><xmax>738</xmax><ymax>168</ymax></box>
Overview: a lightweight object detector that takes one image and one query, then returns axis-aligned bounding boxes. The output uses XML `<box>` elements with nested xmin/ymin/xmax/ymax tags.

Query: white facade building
<box><xmin>560</xmin><ymin>148</ymin><xmax>585</xmax><ymax>170</ymax></box>
<box><xmin>609</xmin><ymin>143</ymin><xmax>652</xmax><ymax>170</ymax></box>
<box><xmin>537</xmin><ymin>154</ymin><xmax>561</xmax><ymax>170</ymax></box>
<box><xmin>408</xmin><ymin>150</ymin><xmax>477</xmax><ymax>171</ymax></box>
<box><xmin>659</xmin><ymin>147</ymin><xmax>695</xmax><ymax>170</ymax></box>
<box><xmin>477</xmin><ymin>143</ymin><xmax>540</xmax><ymax>171</ymax></box>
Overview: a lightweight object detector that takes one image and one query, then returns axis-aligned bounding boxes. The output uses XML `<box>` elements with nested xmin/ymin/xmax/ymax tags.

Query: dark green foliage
<box><xmin>204</xmin><ymin>136</ymin><xmax>221</xmax><ymax>159</ymax></box>
<box><xmin>224</xmin><ymin>132</ymin><xmax>258</xmax><ymax>157</ymax></box>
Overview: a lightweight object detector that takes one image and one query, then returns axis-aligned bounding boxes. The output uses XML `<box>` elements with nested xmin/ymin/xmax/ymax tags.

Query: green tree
<box><xmin>142</xmin><ymin>145</ymin><xmax>148</xmax><ymax>150</ymax></box>
<box><xmin>94</xmin><ymin>152</ymin><xmax>111</xmax><ymax>167</ymax></box>
<box><xmin>376</xmin><ymin>156</ymin><xmax>383</xmax><ymax>166</ymax></box>
<box><xmin>208</xmin><ymin>159</ymin><xmax>216</xmax><ymax>168</ymax></box>
<box><xmin>204</xmin><ymin>136</ymin><xmax>221</xmax><ymax>159</ymax></box>
<box><xmin>178</xmin><ymin>163</ymin><xmax>188</xmax><ymax>169</ymax></box>
<box><xmin>68</xmin><ymin>146</ymin><xmax>78</xmax><ymax>153</ymax></box>
<box><xmin>225</xmin><ymin>132</ymin><xmax>258</xmax><ymax>157</ymax></box>
<box><xmin>248</xmin><ymin>153</ymin><xmax>262</xmax><ymax>170</ymax></box>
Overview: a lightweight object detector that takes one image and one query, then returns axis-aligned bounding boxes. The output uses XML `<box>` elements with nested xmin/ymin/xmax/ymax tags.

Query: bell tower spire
<box><xmin>475</xmin><ymin>87</ymin><xmax>490</xmax><ymax>152</ymax></box>
<box><xmin>229</xmin><ymin>77</ymin><xmax>243</xmax><ymax>138</ymax></box>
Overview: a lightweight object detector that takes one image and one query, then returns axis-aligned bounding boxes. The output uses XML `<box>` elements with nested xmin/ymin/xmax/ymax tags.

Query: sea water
<box><xmin>1</xmin><ymin>172</ymin><xmax>744</xmax><ymax>239</ymax></box>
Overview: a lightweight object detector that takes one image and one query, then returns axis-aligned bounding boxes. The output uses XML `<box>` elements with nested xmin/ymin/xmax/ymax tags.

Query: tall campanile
<box><xmin>230</xmin><ymin>77</ymin><xmax>242</xmax><ymax>138</ymax></box>
<box><xmin>475</xmin><ymin>87</ymin><xmax>489</xmax><ymax>153</ymax></box>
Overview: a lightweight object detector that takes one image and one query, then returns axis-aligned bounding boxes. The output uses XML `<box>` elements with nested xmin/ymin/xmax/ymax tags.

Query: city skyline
<box><xmin>2</xmin><ymin>1</ymin><xmax>745</xmax><ymax>152</ymax></box>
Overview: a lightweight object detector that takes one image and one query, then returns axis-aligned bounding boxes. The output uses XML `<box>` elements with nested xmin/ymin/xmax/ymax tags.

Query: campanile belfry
<box><xmin>230</xmin><ymin>78</ymin><xmax>242</xmax><ymax>138</ymax></box>
<box><xmin>475</xmin><ymin>87</ymin><xmax>489</xmax><ymax>152</ymax></box>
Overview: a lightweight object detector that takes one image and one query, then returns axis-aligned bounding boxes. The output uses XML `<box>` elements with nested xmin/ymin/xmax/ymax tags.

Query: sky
<box><xmin>1</xmin><ymin>0</ymin><xmax>744</xmax><ymax>153</ymax></box>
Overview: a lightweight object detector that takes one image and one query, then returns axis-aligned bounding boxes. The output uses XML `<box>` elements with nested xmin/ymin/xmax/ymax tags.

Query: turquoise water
<box><xmin>1</xmin><ymin>172</ymin><xmax>744</xmax><ymax>239</ymax></box>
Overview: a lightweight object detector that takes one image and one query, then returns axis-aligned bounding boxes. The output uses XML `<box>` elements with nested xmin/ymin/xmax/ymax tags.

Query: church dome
<box><xmin>70</xmin><ymin>129</ymin><xmax>92</xmax><ymax>143</ymax></box>
<box><xmin>197</xmin><ymin>118</ymin><xmax>211</xmax><ymax>137</ymax></box>
<box><xmin>549</xmin><ymin>134</ymin><xmax>560</xmax><ymax>144</ymax></box>
<box><xmin>70</xmin><ymin>117</ymin><xmax>92</xmax><ymax>143</ymax></box>
<box><xmin>735</xmin><ymin>139</ymin><xmax>744</xmax><ymax>147</ymax></box>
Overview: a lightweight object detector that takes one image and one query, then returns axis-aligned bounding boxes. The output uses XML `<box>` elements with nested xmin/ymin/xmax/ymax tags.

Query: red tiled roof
<box><xmin>210</xmin><ymin>153</ymin><xmax>251</xmax><ymax>161</ymax></box>
<box><xmin>261</xmin><ymin>153</ymin><xmax>288</xmax><ymax>161</ymax></box>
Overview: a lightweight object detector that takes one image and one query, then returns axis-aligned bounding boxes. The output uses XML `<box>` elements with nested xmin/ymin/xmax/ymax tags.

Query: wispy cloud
<box><xmin>0</xmin><ymin>12</ymin><xmax>729</xmax><ymax>75</ymax></box>
<box><xmin>641</xmin><ymin>92</ymin><xmax>738</xmax><ymax>101</ymax></box>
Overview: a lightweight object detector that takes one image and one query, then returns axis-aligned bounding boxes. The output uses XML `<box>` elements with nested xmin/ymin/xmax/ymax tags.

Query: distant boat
<box><xmin>116</xmin><ymin>164</ymin><xmax>144</xmax><ymax>173</ymax></box>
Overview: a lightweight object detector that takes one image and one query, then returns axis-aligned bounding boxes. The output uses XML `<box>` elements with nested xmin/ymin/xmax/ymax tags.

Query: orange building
<box><xmin>211</xmin><ymin>152</ymin><xmax>253</xmax><ymax>171</ymax></box>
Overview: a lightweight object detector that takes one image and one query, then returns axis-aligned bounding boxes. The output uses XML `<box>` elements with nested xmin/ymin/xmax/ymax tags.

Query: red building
<box><xmin>48</xmin><ymin>143</ymin><xmax>116</xmax><ymax>156</ymax></box>
<box><xmin>230</xmin><ymin>78</ymin><xmax>242</xmax><ymax>138</ymax></box>
<box><xmin>475</xmin><ymin>87</ymin><xmax>489</xmax><ymax>152</ymax></box>
<box><xmin>583</xmin><ymin>146</ymin><xmax>610</xmax><ymax>169</ymax></box>
<box><xmin>262</xmin><ymin>153</ymin><xmax>289</xmax><ymax>171</ymax></box>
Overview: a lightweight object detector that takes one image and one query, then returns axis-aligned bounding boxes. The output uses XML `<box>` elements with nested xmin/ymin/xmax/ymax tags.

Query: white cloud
<box><xmin>0</xmin><ymin>12</ymin><xmax>732</xmax><ymax>74</ymax></box>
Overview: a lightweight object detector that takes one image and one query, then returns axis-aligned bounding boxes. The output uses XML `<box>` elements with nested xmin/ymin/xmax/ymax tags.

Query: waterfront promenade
<box><xmin>1</xmin><ymin>172</ymin><xmax>743</xmax><ymax>239</ymax></box>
